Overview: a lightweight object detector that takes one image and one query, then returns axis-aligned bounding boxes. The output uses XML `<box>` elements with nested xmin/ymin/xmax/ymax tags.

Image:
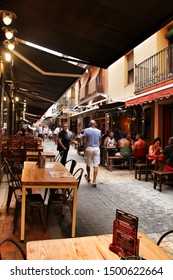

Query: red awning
<box><xmin>125</xmin><ymin>84</ymin><xmax>173</xmax><ymax>107</ymax></box>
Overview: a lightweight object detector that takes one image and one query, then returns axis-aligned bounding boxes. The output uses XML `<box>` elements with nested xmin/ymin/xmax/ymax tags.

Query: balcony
<box><xmin>135</xmin><ymin>44</ymin><xmax>173</xmax><ymax>92</ymax></box>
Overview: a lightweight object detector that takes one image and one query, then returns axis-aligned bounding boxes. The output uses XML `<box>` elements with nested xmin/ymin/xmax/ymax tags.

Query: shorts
<box><xmin>84</xmin><ymin>147</ymin><xmax>100</xmax><ymax>167</ymax></box>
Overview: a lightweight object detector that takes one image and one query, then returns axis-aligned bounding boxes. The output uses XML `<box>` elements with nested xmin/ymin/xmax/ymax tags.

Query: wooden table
<box><xmin>26</xmin><ymin>151</ymin><xmax>57</xmax><ymax>162</ymax></box>
<box><xmin>21</xmin><ymin>161</ymin><xmax>78</xmax><ymax>241</ymax></box>
<box><xmin>26</xmin><ymin>232</ymin><xmax>172</xmax><ymax>260</ymax></box>
<box><xmin>102</xmin><ymin>146</ymin><xmax>117</xmax><ymax>166</ymax></box>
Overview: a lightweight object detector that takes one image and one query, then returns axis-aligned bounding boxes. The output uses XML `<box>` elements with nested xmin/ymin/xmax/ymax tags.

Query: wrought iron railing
<box><xmin>135</xmin><ymin>44</ymin><xmax>173</xmax><ymax>91</ymax></box>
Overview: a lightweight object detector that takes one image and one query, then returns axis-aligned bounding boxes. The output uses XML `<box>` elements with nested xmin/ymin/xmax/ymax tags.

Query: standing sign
<box><xmin>109</xmin><ymin>209</ymin><xmax>139</xmax><ymax>258</ymax></box>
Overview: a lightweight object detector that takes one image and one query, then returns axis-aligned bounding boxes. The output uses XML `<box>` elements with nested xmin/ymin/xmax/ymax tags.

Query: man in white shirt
<box><xmin>54</xmin><ymin>125</ymin><xmax>61</xmax><ymax>144</ymax></box>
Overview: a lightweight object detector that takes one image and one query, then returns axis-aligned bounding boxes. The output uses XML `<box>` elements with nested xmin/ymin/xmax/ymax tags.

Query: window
<box><xmin>127</xmin><ymin>51</ymin><xmax>134</xmax><ymax>84</ymax></box>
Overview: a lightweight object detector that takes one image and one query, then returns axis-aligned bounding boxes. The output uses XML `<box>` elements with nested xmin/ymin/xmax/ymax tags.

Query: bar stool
<box><xmin>135</xmin><ymin>163</ymin><xmax>146</xmax><ymax>180</ymax></box>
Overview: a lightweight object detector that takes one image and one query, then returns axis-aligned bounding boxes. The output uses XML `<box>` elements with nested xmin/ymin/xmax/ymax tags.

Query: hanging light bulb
<box><xmin>3</xmin><ymin>12</ymin><xmax>12</xmax><ymax>25</ymax></box>
<box><xmin>0</xmin><ymin>10</ymin><xmax>17</xmax><ymax>25</ymax></box>
<box><xmin>2</xmin><ymin>27</ymin><xmax>17</xmax><ymax>40</ymax></box>
<box><xmin>3</xmin><ymin>39</ymin><xmax>17</xmax><ymax>51</ymax></box>
<box><xmin>5</xmin><ymin>52</ymin><xmax>12</xmax><ymax>62</ymax></box>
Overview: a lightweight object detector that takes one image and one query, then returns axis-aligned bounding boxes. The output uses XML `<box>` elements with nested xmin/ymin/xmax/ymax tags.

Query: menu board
<box><xmin>109</xmin><ymin>209</ymin><xmax>139</xmax><ymax>258</ymax></box>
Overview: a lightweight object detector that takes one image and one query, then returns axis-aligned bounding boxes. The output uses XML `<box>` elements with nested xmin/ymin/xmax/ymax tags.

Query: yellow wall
<box><xmin>108</xmin><ymin>57</ymin><xmax>135</xmax><ymax>100</ymax></box>
<box><xmin>108</xmin><ymin>22</ymin><xmax>171</xmax><ymax>102</ymax></box>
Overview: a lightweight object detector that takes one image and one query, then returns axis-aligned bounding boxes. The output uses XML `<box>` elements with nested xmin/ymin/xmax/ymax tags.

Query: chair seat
<box><xmin>4</xmin><ymin>157</ymin><xmax>47</xmax><ymax>234</ymax></box>
<box><xmin>27</xmin><ymin>194</ymin><xmax>44</xmax><ymax>203</ymax></box>
<box><xmin>49</xmin><ymin>193</ymin><xmax>64</xmax><ymax>202</ymax></box>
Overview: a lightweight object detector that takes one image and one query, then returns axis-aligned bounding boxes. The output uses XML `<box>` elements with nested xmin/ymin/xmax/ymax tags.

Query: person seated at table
<box><xmin>132</xmin><ymin>133</ymin><xmax>147</xmax><ymax>163</ymax></box>
<box><xmin>163</xmin><ymin>136</ymin><xmax>173</xmax><ymax>171</ymax></box>
<box><xmin>148</xmin><ymin>137</ymin><xmax>163</xmax><ymax>165</ymax></box>
<box><xmin>114</xmin><ymin>129</ymin><xmax>122</xmax><ymax>142</ymax></box>
<box><xmin>101</xmin><ymin>129</ymin><xmax>110</xmax><ymax>145</ymax></box>
<box><xmin>18</xmin><ymin>124</ymin><xmax>26</xmax><ymax>137</ymax></box>
<box><xmin>115</xmin><ymin>132</ymin><xmax>131</xmax><ymax>158</ymax></box>
<box><xmin>104</xmin><ymin>131</ymin><xmax>117</xmax><ymax>156</ymax></box>
<box><xmin>126</xmin><ymin>131</ymin><xmax>133</xmax><ymax>142</ymax></box>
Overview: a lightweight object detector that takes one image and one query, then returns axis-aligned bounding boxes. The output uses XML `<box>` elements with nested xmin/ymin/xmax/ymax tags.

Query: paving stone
<box><xmin>1</xmin><ymin>139</ymin><xmax>173</xmax><ymax>258</ymax></box>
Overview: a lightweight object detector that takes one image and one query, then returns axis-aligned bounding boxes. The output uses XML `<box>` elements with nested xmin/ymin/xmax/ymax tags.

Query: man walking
<box><xmin>83</xmin><ymin>120</ymin><xmax>101</xmax><ymax>187</ymax></box>
<box><xmin>57</xmin><ymin>123</ymin><xmax>70</xmax><ymax>165</ymax></box>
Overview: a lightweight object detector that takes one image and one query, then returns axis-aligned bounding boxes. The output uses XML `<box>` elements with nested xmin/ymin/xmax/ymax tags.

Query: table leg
<box><xmin>20</xmin><ymin>185</ymin><xmax>26</xmax><ymax>241</ymax></box>
<box><xmin>72</xmin><ymin>187</ymin><xmax>78</xmax><ymax>237</ymax></box>
<box><xmin>106</xmin><ymin>149</ymin><xmax>109</xmax><ymax>166</ymax></box>
<box><xmin>155</xmin><ymin>158</ymin><xmax>158</xmax><ymax>170</ymax></box>
<box><xmin>145</xmin><ymin>157</ymin><xmax>148</xmax><ymax>182</ymax></box>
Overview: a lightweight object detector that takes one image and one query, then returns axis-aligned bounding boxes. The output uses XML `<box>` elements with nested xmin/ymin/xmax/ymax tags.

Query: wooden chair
<box><xmin>6</xmin><ymin>138</ymin><xmax>24</xmax><ymax>166</ymax></box>
<box><xmin>0</xmin><ymin>238</ymin><xmax>26</xmax><ymax>260</ymax></box>
<box><xmin>46</xmin><ymin>168</ymin><xmax>84</xmax><ymax>222</ymax></box>
<box><xmin>4</xmin><ymin>158</ymin><xmax>25</xmax><ymax>212</ymax></box>
<box><xmin>24</xmin><ymin>137</ymin><xmax>38</xmax><ymax>150</ymax></box>
<box><xmin>5</xmin><ymin>161</ymin><xmax>46</xmax><ymax>234</ymax></box>
<box><xmin>135</xmin><ymin>163</ymin><xmax>147</xmax><ymax>181</ymax></box>
<box><xmin>153</xmin><ymin>170</ymin><xmax>173</xmax><ymax>192</ymax></box>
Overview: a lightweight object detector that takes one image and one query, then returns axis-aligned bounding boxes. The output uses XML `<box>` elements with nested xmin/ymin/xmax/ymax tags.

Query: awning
<box><xmin>1</xmin><ymin>0</ymin><xmax>173</xmax><ymax>120</ymax></box>
<box><xmin>99</xmin><ymin>101</ymin><xmax>125</xmax><ymax>111</ymax></box>
<box><xmin>71</xmin><ymin>107</ymin><xmax>99</xmax><ymax>118</ymax></box>
<box><xmin>77</xmin><ymin>93</ymin><xmax>108</xmax><ymax>107</ymax></box>
<box><xmin>125</xmin><ymin>83</ymin><xmax>173</xmax><ymax>107</ymax></box>
<box><xmin>7</xmin><ymin>43</ymin><xmax>85</xmax><ymax>116</ymax></box>
<box><xmin>3</xmin><ymin>0</ymin><xmax>173</xmax><ymax>68</ymax></box>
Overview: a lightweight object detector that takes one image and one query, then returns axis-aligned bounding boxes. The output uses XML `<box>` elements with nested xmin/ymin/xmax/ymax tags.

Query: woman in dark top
<box><xmin>163</xmin><ymin>136</ymin><xmax>173</xmax><ymax>171</ymax></box>
<box><xmin>57</xmin><ymin>123</ymin><xmax>70</xmax><ymax>165</ymax></box>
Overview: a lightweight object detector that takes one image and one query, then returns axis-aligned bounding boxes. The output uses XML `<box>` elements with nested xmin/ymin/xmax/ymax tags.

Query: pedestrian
<box><xmin>83</xmin><ymin>120</ymin><xmax>101</xmax><ymax>187</ymax></box>
<box><xmin>54</xmin><ymin>124</ymin><xmax>61</xmax><ymax>144</ymax></box>
<box><xmin>18</xmin><ymin>124</ymin><xmax>26</xmax><ymax>137</ymax></box>
<box><xmin>38</xmin><ymin>124</ymin><xmax>43</xmax><ymax>138</ymax></box>
<box><xmin>57</xmin><ymin>122</ymin><xmax>71</xmax><ymax>165</ymax></box>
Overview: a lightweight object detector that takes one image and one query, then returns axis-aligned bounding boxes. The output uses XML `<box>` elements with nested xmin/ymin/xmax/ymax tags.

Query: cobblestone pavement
<box><xmin>42</xmin><ymin>139</ymin><xmax>173</xmax><ymax>257</ymax></box>
<box><xmin>0</xmin><ymin>138</ymin><xmax>173</xmax><ymax>258</ymax></box>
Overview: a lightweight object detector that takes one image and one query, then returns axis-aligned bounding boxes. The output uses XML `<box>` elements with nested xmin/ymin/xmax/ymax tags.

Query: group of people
<box><xmin>18</xmin><ymin>124</ymin><xmax>33</xmax><ymax>137</ymax></box>
<box><xmin>56</xmin><ymin>120</ymin><xmax>101</xmax><ymax>187</ymax></box>
<box><xmin>103</xmin><ymin>129</ymin><xmax>173</xmax><ymax>170</ymax></box>
<box><xmin>55</xmin><ymin>120</ymin><xmax>173</xmax><ymax>189</ymax></box>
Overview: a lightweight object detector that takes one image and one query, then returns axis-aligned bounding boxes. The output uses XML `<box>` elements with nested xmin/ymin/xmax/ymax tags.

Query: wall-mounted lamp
<box><xmin>4</xmin><ymin>39</ymin><xmax>18</xmax><ymax>51</ymax></box>
<box><xmin>0</xmin><ymin>10</ymin><xmax>17</xmax><ymax>25</ymax></box>
<box><xmin>2</xmin><ymin>27</ymin><xmax>17</xmax><ymax>40</ymax></box>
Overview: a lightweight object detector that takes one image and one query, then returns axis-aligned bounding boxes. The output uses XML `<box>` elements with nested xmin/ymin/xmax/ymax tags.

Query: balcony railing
<box><xmin>135</xmin><ymin>44</ymin><xmax>173</xmax><ymax>92</ymax></box>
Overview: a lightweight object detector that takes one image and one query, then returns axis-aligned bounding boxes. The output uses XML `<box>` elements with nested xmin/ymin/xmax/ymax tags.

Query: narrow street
<box><xmin>0</xmin><ymin>138</ymin><xmax>173</xmax><ymax>258</ymax></box>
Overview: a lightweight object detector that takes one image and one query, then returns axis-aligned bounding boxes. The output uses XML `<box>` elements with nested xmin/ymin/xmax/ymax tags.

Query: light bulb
<box><xmin>2</xmin><ymin>27</ymin><xmax>17</xmax><ymax>40</ymax></box>
<box><xmin>8</xmin><ymin>42</ymin><xmax>15</xmax><ymax>51</ymax></box>
<box><xmin>4</xmin><ymin>40</ymin><xmax>16</xmax><ymax>51</ymax></box>
<box><xmin>5</xmin><ymin>53</ymin><xmax>11</xmax><ymax>62</ymax></box>
<box><xmin>3</xmin><ymin>12</ymin><xmax>12</xmax><ymax>25</ymax></box>
<box><xmin>5</xmin><ymin>29</ymin><xmax>13</xmax><ymax>39</ymax></box>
